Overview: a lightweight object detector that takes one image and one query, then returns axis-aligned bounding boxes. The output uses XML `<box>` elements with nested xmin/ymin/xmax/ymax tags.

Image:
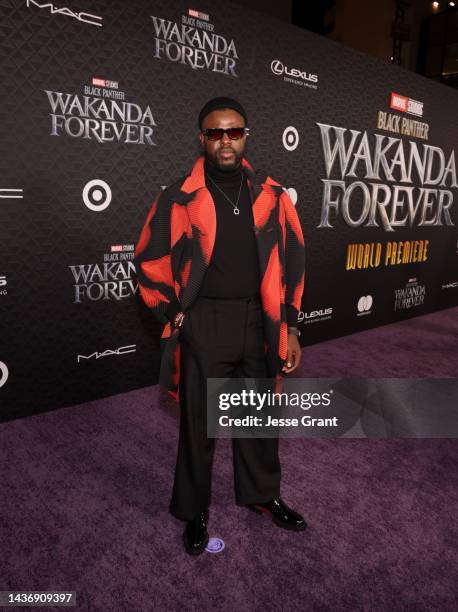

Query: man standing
<box><xmin>135</xmin><ymin>97</ymin><xmax>306</xmax><ymax>555</ymax></box>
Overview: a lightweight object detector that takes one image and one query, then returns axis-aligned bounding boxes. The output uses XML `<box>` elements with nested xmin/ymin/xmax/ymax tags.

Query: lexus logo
<box><xmin>271</xmin><ymin>60</ymin><xmax>284</xmax><ymax>75</ymax></box>
<box><xmin>270</xmin><ymin>59</ymin><xmax>319</xmax><ymax>84</ymax></box>
<box><xmin>357</xmin><ymin>295</ymin><xmax>373</xmax><ymax>313</ymax></box>
<box><xmin>0</xmin><ymin>361</ymin><xmax>8</xmax><ymax>388</ymax></box>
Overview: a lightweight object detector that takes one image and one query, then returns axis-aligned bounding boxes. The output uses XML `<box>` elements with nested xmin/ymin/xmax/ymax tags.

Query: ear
<box><xmin>198</xmin><ymin>132</ymin><xmax>204</xmax><ymax>147</ymax></box>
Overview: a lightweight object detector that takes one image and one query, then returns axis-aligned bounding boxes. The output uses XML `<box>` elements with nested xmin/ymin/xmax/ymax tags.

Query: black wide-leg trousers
<box><xmin>169</xmin><ymin>294</ymin><xmax>281</xmax><ymax>521</ymax></box>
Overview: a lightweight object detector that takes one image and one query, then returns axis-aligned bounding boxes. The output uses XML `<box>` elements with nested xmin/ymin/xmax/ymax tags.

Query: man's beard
<box><xmin>204</xmin><ymin>147</ymin><xmax>244</xmax><ymax>171</ymax></box>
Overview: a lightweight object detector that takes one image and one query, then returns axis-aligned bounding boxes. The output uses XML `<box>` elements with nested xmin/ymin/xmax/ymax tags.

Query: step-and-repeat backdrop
<box><xmin>1</xmin><ymin>0</ymin><xmax>457</xmax><ymax>419</ymax></box>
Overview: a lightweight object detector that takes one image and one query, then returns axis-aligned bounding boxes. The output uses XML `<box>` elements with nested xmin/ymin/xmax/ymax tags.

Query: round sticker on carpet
<box><xmin>205</xmin><ymin>537</ymin><xmax>225</xmax><ymax>553</ymax></box>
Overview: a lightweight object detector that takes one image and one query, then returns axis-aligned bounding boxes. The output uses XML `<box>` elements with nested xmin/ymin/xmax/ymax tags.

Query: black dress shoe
<box><xmin>247</xmin><ymin>498</ymin><xmax>307</xmax><ymax>531</ymax></box>
<box><xmin>183</xmin><ymin>509</ymin><xmax>209</xmax><ymax>555</ymax></box>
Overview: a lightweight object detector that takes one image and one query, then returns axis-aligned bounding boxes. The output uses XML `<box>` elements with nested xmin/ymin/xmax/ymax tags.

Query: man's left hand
<box><xmin>282</xmin><ymin>334</ymin><xmax>302</xmax><ymax>374</ymax></box>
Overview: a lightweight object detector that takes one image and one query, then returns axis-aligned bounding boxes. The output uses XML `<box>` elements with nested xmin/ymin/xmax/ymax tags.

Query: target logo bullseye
<box><xmin>283</xmin><ymin>187</ymin><xmax>298</xmax><ymax>205</ymax></box>
<box><xmin>0</xmin><ymin>361</ymin><xmax>9</xmax><ymax>388</ymax></box>
<box><xmin>82</xmin><ymin>179</ymin><xmax>112</xmax><ymax>212</ymax></box>
<box><xmin>282</xmin><ymin>126</ymin><xmax>299</xmax><ymax>151</ymax></box>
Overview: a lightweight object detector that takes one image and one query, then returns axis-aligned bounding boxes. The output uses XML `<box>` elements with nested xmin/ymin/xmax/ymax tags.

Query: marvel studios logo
<box><xmin>390</xmin><ymin>92</ymin><xmax>424</xmax><ymax>117</ymax></box>
<box><xmin>110</xmin><ymin>244</ymin><xmax>134</xmax><ymax>252</ymax></box>
<box><xmin>92</xmin><ymin>77</ymin><xmax>118</xmax><ymax>89</ymax></box>
<box><xmin>188</xmin><ymin>8</ymin><xmax>209</xmax><ymax>20</ymax></box>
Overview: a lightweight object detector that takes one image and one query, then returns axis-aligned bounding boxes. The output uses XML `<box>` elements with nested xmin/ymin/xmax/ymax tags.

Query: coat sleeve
<box><xmin>134</xmin><ymin>190</ymin><xmax>181</xmax><ymax>325</ymax></box>
<box><xmin>280</xmin><ymin>190</ymin><xmax>305</xmax><ymax>327</ymax></box>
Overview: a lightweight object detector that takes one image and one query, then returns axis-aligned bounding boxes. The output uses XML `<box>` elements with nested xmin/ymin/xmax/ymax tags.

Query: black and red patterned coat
<box><xmin>134</xmin><ymin>155</ymin><xmax>305</xmax><ymax>402</ymax></box>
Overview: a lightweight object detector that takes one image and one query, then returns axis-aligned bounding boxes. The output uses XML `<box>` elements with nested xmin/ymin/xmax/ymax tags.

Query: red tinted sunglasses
<box><xmin>202</xmin><ymin>127</ymin><xmax>250</xmax><ymax>141</ymax></box>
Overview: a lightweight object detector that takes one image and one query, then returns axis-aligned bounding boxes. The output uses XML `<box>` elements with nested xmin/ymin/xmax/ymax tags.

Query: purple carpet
<box><xmin>1</xmin><ymin>308</ymin><xmax>457</xmax><ymax>611</ymax></box>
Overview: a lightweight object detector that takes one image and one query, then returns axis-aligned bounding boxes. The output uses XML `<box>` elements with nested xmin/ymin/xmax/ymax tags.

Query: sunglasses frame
<box><xmin>201</xmin><ymin>127</ymin><xmax>250</xmax><ymax>141</ymax></box>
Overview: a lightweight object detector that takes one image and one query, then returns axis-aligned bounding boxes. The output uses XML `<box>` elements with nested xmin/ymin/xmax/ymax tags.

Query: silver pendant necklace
<box><xmin>206</xmin><ymin>172</ymin><xmax>244</xmax><ymax>215</ymax></box>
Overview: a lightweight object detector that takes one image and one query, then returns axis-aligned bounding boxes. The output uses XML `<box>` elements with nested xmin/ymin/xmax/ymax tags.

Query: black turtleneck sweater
<box><xmin>197</xmin><ymin>158</ymin><xmax>261</xmax><ymax>299</ymax></box>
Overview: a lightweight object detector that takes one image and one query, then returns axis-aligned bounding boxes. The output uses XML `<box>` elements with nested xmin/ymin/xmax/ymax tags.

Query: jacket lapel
<box><xmin>178</xmin><ymin>156</ymin><xmax>216</xmax><ymax>311</ymax></box>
